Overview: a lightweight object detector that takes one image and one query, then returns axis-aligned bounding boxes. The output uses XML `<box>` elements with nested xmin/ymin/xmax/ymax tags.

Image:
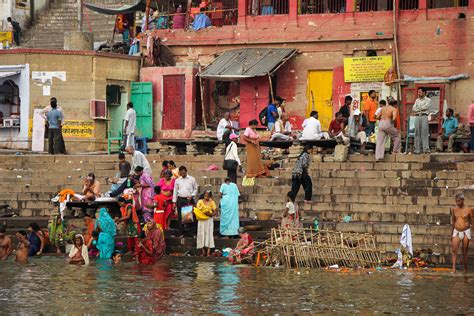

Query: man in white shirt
<box><xmin>300</xmin><ymin>111</ymin><xmax>329</xmax><ymax>141</ymax></box>
<box><xmin>126</xmin><ymin>146</ymin><xmax>152</xmax><ymax>175</ymax></box>
<box><xmin>271</xmin><ymin>112</ymin><xmax>294</xmax><ymax>141</ymax></box>
<box><xmin>224</xmin><ymin>134</ymin><xmax>242</xmax><ymax>183</ymax></box>
<box><xmin>123</xmin><ymin>102</ymin><xmax>137</xmax><ymax>149</ymax></box>
<box><xmin>173</xmin><ymin>166</ymin><xmax>198</xmax><ymax>236</ymax></box>
<box><xmin>216</xmin><ymin>112</ymin><xmax>235</xmax><ymax>142</ymax></box>
<box><xmin>412</xmin><ymin>88</ymin><xmax>431</xmax><ymax>154</ymax></box>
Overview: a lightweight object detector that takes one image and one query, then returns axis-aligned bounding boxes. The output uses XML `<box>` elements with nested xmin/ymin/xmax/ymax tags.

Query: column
<box><xmin>237</xmin><ymin>0</ymin><xmax>247</xmax><ymax>26</ymax></box>
<box><xmin>419</xmin><ymin>0</ymin><xmax>427</xmax><ymax>10</ymax></box>
<box><xmin>346</xmin><ymin>0</ymin><xmax>355</xmax><ymax>12</ymax></box>
<box><xmin>289</xmin><ymin>0</ymin><xmax>297</xmax><ymax>22</ymax></box>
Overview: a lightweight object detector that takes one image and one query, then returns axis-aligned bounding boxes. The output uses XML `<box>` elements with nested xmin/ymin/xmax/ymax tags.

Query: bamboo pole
<box><xmin>199</xmin><ymin>75</ymin><xmax>208</xmax><ymax>131</ymax></box>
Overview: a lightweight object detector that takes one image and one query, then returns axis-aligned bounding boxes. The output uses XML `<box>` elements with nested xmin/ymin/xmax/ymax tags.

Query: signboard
<box><xmin>343</xmin><ymin>56</ymin><xmax>392</xmax><ymax>83</ymax></box>
<box><xmin>29</xmin><ymin>120</ymin><xmax>94</xmax><ymax>138</ymax></box>
<box><xmin>31</xmin><ymin>109</ymin><xmax>45</xmax><ymax>152</ymax></box>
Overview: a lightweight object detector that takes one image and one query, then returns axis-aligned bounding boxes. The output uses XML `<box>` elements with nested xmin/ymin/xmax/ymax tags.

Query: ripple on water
<box><xmin>0</xmin><ymin>257</ymin><xmax>474</xmax><ymax>314</ymax></box>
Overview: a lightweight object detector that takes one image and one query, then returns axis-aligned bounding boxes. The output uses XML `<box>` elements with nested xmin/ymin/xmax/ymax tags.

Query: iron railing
<box><xmin>399</xmin><ymin>0</ymin><xmax>418</xmax><ymax>9</ymax></box>
<box><xmin>428</xmin><ymin>0</ymin><xmax>468</xmax><ymax>8</ymax></box>
<box><xmin>300</xmin><ymin>0</ymin><xmax>347</xmax><ymax>14</ymax></box>
<box><xmin>356</xmin><ymin>0</ymin><xmax>393</xmax><ymax>11</ymax></box>
<box><xmin>248</xmin><ymin>0</ymin><xmax>290</xmax><ymax>15</ymax></box>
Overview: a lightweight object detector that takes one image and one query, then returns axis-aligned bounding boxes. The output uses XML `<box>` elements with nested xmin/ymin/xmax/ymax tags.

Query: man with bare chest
<box><xmin>451</xmin><ymin>193</ymin><xmax>474</xmax><ymax>273</ymax></box>
<box><xmin>15</xmin><ymin>230</ymin><xmax>30</xmax><ymax>264</ymax></box>
<box><xmin>0</xmin><ymin>225</ymin><xmax>13</xmax><ymax>260</ymax></box>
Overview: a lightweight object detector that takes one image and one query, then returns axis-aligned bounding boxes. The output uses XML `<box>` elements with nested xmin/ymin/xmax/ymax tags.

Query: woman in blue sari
<box><xmin>219</xmin><ymin>177</ymin><xmax>240</xmax><ymax>236</ymax></box>
<box><xmin>94</xmin><ymin>208</ymin><xmax>117</xmax><ymax>259</ymax></box>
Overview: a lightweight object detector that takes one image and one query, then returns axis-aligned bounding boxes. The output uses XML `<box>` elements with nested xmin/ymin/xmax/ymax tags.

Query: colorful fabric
<box><xmin>153</xmin><ymin>194</ymin><xmax>168</xmax><ymax>229</ymax></box>
<box><xmin>94</xmin><ymin>208</ymin><xmax>116</xmax><ymax>259</ymax></box>
<box><xmin>145</xmin><ymin>220</ymin><xmax>166</xmax><ymax>260</ymax></box>
<box><xmin>140</xmin><ymin>172</ymin><xmax>155</xmax><ymax>222</ymax></box>
<box><xmin>83</xmin><ymin>216</ymin><xmax>94</xmax><ymax>245</ymax></box>
<box><xmin>363</xmin><ymin>98</ymin><xmax>377</xmax><ymax>122</ymax></box>
<box><xmin>58</xmin><ymin>189</ymin><xmax>75</xmax><ymax>203</ymax></box>
<box><xmin>48</xmin><ymin>215</ymin><xmax>66</xmax><ymax>246</ymax></box>
<box><xmin>228</xmin><ymin>233</ymin><xmax>254</xmax><ymax>264</ymax></box>
<box><xmin>192</xmin><ymin>13</ymin><xmax>211</xmax><ymax>31</ymax></box>
<box><xmin>120</xmin><ymin>204</ymin><xmax>139</xmax><ymax>237</ymax></box>
<box><xmin>137</xmin><ymin>239</ymin><xmax>155</xmax><ymax>265</ymax></box>
<box><xmin>219</xmin><ymin>183</ymin><xmax>240</xmax><ymax>236</ymax></box>
<box><xmin>194</xmin><ymin>199</ymin><xmax>216</xmax><ymax>221</ymax></box>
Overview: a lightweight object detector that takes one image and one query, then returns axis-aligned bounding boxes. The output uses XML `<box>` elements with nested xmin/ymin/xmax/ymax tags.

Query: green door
<box><xmin>130</xmin><ymin>82</ymin><xmax>153</xmax><ymax>139</ymax></box>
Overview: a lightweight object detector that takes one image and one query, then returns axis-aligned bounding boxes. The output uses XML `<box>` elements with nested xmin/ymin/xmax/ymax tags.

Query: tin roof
<box><xmin>198</xmin><ymin>48</ymin><xmax>297</xmax><ymax>80</ymax></box>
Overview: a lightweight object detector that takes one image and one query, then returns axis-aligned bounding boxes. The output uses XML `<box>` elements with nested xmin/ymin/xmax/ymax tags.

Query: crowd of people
<box><xmin>228</xmin><ymin>88</ymin><xmax>474</xmax><ymax>161</ymax></box>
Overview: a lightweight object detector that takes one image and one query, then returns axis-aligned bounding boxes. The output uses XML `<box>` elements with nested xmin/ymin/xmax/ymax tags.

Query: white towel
<box><xmin>400</xmin><ymin>224</ymin><xmax>413</xmax><ymax>256</ymax></box>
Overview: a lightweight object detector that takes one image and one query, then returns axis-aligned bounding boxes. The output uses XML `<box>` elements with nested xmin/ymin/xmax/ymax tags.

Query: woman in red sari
<box><xmin>156</xmin><ymin>170</ymin><xmax>176</xmax><ymax>229</ymax></box>
<box><xmin>144</xmin><ymin>219</ymin><xmax>166</xmax><ymax>261</ymax></box>
<box><xmin>136</xmin><ymin>231</ymin><xmax>155</xmax><ymax>265</ymax></box>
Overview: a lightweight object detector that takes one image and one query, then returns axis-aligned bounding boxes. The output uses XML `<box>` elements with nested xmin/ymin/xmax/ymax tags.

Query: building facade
<box><xmin>0</xmin><ymin>49</ymin><xmax>140</xmax><ymax>152</ymax></box>
<box><xmin>144</xmin><ymin>0</ymin><xmax>473</xmax><ymax>139</ymax></box>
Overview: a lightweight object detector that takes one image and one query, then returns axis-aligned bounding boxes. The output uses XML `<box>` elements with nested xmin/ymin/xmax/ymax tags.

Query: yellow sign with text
<box><xmin>343</xmin><ymin>56</ymin><xmax>392</xmax><ymax>83</ymax></box>
<box><xmin>29</xmin><ymin>120</ymin><xmax>94</xmax><ymax>138</ymax></box>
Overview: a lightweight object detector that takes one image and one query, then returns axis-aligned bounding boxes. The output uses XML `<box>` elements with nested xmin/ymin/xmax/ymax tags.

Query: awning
<box><xmin>0</xmin><ymin>71</ymin><xmax>20</xmax><ymax>79</ymax></box>
<box><xmin>198</xmin><ymin>48</ymin><xmax>297</xmax><ymax>81</ymax></box>
<box><xmin>84</xmin><ymin>1</ymin><xmax>145</xmax><ymax>15</ymax></box>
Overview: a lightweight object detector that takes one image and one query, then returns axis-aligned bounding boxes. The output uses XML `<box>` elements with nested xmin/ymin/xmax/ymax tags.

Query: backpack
<box><xmin>258</xmin><ymin>106</ymin><xmax>268</xmax><ymax>126</ymax></box>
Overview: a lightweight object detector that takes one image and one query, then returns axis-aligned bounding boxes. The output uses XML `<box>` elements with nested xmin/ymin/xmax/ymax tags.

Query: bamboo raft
<box><xmin>255</xmin><ymin>227</ymin><xmax>381</xmax><ymax>268</ymax></box>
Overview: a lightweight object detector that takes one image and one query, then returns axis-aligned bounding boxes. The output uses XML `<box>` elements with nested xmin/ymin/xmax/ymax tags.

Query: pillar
<box><xmin>346</xmin><ymin>0</ymin><xmax>355</xmax><ymax>12</ymax></box>
<box><xmin>237</xmin><ymin>0</ymin><xmax>247</xmax><ymax>26</ymax></box>
<box><xmin>289</xmin><ymin>0</ymin><xmax>297</xmax><ymax>22</ymax></box>
<box><xmin>419</xmin><ymin>0</ymin><xmax>427</xmax><ymax>10</ymax></box>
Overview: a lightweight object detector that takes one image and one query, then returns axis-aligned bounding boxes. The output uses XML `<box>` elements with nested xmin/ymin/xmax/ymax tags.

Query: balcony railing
<box><xmin>428</xmin><ymin>0</ymin><xmax>468</xmax><ymax>8</ymax></box>
<box><xmin>248</xmin><ymin>0</ymin><xmax>290</xmax><ymax>15</ymax></box>
<box><xmin>356</xmin><ymin>0</ymin><xmax>393</xmax><ymax>11</ymax></box>
<box><xmin>300</xmin><ymin>0</ymin><xmax>346</xmax><ymax>14</ymax></box>
<box><xmin>399</xmin><ymin>0</ymin><xmax>418</xmax><ymax>9</ymax></box>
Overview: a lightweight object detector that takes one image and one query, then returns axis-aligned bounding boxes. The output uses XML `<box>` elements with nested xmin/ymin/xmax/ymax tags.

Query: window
<box><xmin>106</xmin><ymin>85</ymin><xmax>121</xmax><ymax>106</ymax></box>
<box><xmin>90</xmin><ymin>100</ymin><xmax>107</xmax><ymax>119</ymax></box>
<box><xmin>300</xmin><ymin>0</ymin><xmax>346</xmax><ymax>14</ymax></box>
<box><xmin>428</xmin><ymin>0</ymin><xmax>468</xmax><ymax>8</ymax></box>
<box><xmin>356</xmin><ymin>0</ymin><xmax>393</xmax><ymax>11</ymax></box>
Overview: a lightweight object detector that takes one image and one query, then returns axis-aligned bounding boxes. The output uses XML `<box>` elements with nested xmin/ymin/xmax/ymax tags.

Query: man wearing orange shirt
<box><xmin>364</xmin><ymin>90</ymin><xmax>377</xmax><ymax>136</ymax></box>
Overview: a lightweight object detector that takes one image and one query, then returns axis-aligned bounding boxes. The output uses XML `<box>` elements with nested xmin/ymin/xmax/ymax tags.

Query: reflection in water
<box><xmin>0</xmin><ymin>257</ymin><xmax>473</xmax><ymax>314</ymax></box>
<box><xmin>216</xmin><ymin>265</ymin><xmax>240</xmax><ymax>315</ymax></box>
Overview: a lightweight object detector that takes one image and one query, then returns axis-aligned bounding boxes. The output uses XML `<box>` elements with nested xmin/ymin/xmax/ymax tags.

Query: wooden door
<box><xmin>162</xmin><ymin>75</ymin><xmax>185</xmax><ymax>130</ymax></box>
<box><xmin>307</xmin><ymin>70</ymin><xmax>333</xmax><ymax>130</ymax></box>
<box><xmin>130</xmin><ymin>82</ymin><xmax>153</xmax><ymax>138</ymax></box>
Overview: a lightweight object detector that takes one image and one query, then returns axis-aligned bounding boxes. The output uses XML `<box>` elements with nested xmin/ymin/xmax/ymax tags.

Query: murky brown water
<box><xmin>0</xmin><ymin>256</ymin><xmax>473</xmax><ymax>314</ymax></box>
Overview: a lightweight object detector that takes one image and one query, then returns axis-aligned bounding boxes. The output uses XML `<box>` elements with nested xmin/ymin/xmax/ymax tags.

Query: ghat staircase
<box><xmin>22</xmin><ymin>0</ymin><xmax>135</xmax><ymax>49</ymax></box>
<box><xmin>0</xmin><ymin>152</ymin><xmax>473</xmax><ymax>264</ymax></box>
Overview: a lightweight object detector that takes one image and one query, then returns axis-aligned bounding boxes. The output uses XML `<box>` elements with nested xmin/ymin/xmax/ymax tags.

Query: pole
<box><xmin>268</xmin><ymin>74</ymin><xmax>274</xmax><ymax>103</ymax></box>
<box><xmin>77</xmin><ymin>0</ymin><xmax>83</xmax><ymax>31</ymax></box>
<box><xmin>199</xmin><ymin>76</ymin><xmax>208</xmax><ymax>131</ymax></box>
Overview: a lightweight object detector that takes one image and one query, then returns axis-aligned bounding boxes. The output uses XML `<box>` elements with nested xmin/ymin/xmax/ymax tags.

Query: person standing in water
<box><xmin>451</xmin><ymin>193</ymin><xmax>473</xmax><ymax>273</ymax></box>
<box><xmin>15</xmin><ymin>231</ymin><xmax>30</xmax><ymax>263</ymax></box>
<box><xmin>0</xmin><ymin>225</ymin><xmax>13</xmax><ymax>260</ymax></box>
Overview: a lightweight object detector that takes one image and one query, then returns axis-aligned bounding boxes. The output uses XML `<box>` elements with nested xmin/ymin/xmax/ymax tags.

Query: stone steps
<box><xmin>21</xmin><ymin>0</ymin><xmax>133</xmax><ymax>48</ymax></box>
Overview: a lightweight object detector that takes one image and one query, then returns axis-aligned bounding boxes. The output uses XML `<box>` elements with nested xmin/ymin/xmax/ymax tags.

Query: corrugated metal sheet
<box><xmin>198</xmin><ymin>48</ymin><xmax>297</xmax><ymax>80</ymax></box>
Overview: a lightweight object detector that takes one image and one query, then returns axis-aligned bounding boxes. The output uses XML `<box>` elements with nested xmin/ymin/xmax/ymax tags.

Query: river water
<box><xmin>0</xmin><ymin>257</ymin><xmax>473</xmax><ymax>314</ymax></box>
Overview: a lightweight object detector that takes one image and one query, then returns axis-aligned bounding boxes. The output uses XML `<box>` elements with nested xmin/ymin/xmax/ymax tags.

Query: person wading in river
<box><xmin>0</xmin><ymin>225</ymin><xmax>13</xmax><ymax>260</ymax></box>
<box><xmin>451</xmin><ymin>193</ymin><xmax>473</xmax><ymax>273</ymax></box>
<box><xmin>14</xmin><ymin>230</ymin><xmax>30</xmax><ymax>263</ymax></box>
